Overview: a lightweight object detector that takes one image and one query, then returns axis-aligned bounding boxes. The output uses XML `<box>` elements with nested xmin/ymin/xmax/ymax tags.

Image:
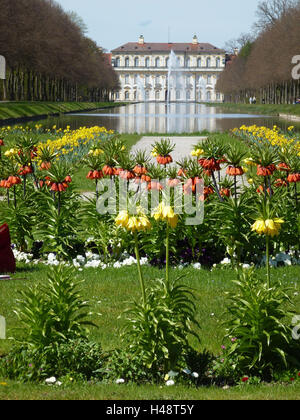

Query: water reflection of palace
<box><xmin>111</xmin><ymin>36</ymin><xmax>225</xmax><ymax>103</ymax></box>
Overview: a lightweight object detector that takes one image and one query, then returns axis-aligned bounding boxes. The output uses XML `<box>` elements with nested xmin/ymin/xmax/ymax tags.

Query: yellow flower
<box><xmin>243</xmin><ymin>158</ymin><xmax>255</xmax><ymax>166</ymax></box>
<box><xmin>191</xmin><ymin>148</ymin><xmax>204</xmax><ymax>157</ymax></box>
<box><xmin>115</xmin><ymin>210</ymin><xmax>151</xmax><ymax>232</ymax></box>
<box><xmin>265</xmin><ymin>218</ymin><xmax>284</xmax><ymax>237</ymax></box>
<box><xmin>115</xmin><ymin>210</ymin><xmax>129</xmax><ymax>228</ymax></box>
<box><xmin>152</xmin><ymin>202</ymin><xmax>178</xmax><ymax>228</ymax></box>
<box><xmin>252</xmin><ymin>218</ymin><xmax>284</xmax><ymax>237</ymax></box>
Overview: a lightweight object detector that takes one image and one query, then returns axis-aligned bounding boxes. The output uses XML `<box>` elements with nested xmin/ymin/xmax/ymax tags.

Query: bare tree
<box><xmin>253</xmin><ymin>0</ymin><xmax>299</xmax><ymax>31</ymax></box>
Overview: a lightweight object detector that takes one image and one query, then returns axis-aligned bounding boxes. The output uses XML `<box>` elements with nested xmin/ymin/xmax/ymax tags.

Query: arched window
<box><xmin>145</xmin><ymin>90</ymin><xmax>150</xmax><ymax>101</ymax></box>
<box><xmin>186</xmin><ymin>90</ymin><xmax>191</xmax><ymax>100</ymax></box>
<box><xmin>186</xmin><ymin>58</ymin><xmax>190</xmax><ymax>68</ymax></box>
<box><xmin>124</xmin><ymin>74</ymin><xmax>130</xmax><ymax>85</ymax></box>
<box><xmin>197</xmin><ymin>58</ymin><xmax>201</xmax><ymax>68</ymax></box>
<box><xmin>125</xmin><ymin>57</ymin><xmax>130</xmax><ymax>67</ymax></box>
<box><xmin>165</xmin><ymin>57</ymin><xmax>169</xmax><ymax>68</ymax></box>
<box><xmin>115</xmin><ymin>57</ymin><xmax>120</xmax><ymax>67</ymax></box>
<box><xmin>134</xmin><ymin>57</ymin><xmax>139</xmax><ymax>67</ymax></box>
<box><xmin>176</xmin><ymin>90</ymin><xmax>181</xmax><ymax>100</ymax></box>
<box><xmin>206</xmin><ymin>91</ymin><xmax>211</xmax><ymax>101</ymax></box>
<box><xmin>216</xmin><ymin>57</ymin><xmax>220</xmax><ymax>68</ymax></box>
<box><xmin>155</xmin><ymin>75</ymin><xmax>160</xmax><ymax>86</ymax></box>
<box><xmin>145</xmin><ymin>57</ymin><xmax>150</xmax><ymax>68</ymax></box>
<box><xmin>207</xmin><ymin>75</ymin><xmax>212</xmax><ymax>84</ymax></box>
<box><xmin>197</xmin><ymin>91</ymin><xmax>202</xmax><ymax>101</ymax></box>
<box><xmin>155</xmin><ymin>90</ymin><xmax>160</xmax><ymax>100</ymax></box>
<box><xmin>125</xmin><ymin>91</ymin><xmax>130</xmax><ymax>100</ymax></box>
<box><xmin>206</xmin><ymin>57</ymin><xmax>211</xmax><ymax>68</ymax></box>
<box><xmin>155</xmin><ymin>57</ymin><xmax>160</xmax><ymax>68</ymax></box>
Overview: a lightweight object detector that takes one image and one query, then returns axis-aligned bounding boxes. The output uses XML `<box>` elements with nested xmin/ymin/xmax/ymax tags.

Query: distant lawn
<box><xmin>205</xmin><ymin>102</ymin><xmax>300</xmax><ymax>117</ymax></box>
<box><xmin>0</xmin><ymin>101</ymin><xmax>127</xmax><ymax>122</ymax></box>
<box><xmin>0</xmin><ymin>264</ymin><xmax>299</xmax><ymax>400</ymax></box>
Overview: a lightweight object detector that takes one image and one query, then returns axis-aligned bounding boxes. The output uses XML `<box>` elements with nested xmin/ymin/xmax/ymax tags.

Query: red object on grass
<box><xmin>0</xmin><ymin>224</ymin><xmax>16</xmax><ymax>273</ymax></box>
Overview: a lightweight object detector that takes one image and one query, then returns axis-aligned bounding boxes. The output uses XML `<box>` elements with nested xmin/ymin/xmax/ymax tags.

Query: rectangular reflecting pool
<box><xmin>22</xmin><ymin>103</ymin><xmax>300</xmax><ymax>133</ymax></box>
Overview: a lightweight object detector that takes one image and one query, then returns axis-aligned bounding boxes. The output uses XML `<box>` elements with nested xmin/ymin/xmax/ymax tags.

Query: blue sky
<box><xmin>56</xmin><ymin>0</ymin><xmax>261</xmax><ymax>51</ymax></box>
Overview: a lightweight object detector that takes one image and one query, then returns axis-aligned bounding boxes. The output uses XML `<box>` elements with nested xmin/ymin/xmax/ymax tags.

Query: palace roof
<box><xmin>111</xmin><ymin>42</ymin><xmax>225</xmax><ymax>54</ymax></box>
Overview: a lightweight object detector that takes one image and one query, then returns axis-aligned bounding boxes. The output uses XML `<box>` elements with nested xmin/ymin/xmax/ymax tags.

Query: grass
<box><xmin>0</xmin><ymin>101</ymin><xmax>127</xmax><ymax>122</ymax></box>
<box><xmin>205</xmin><ymin>102</ymin><xmax>300</xmax><ymax>117</ymax></box>
<box><xmin>0</xmin><ymin>263</ymin><xmax>300</xmax><ymax>400</ymax></box>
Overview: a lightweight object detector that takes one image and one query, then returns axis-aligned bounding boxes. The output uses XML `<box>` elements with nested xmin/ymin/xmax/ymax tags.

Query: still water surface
<box><xmin>35</xmin><ymin>103</ymin><xmax>300</xmax><ymax>133</ymax></box>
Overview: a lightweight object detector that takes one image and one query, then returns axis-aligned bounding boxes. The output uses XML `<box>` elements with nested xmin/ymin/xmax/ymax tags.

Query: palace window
<box><xmin>125</xmin><ymin>91</ymin><xmax>130</xmax><ymax>100</ymax></box>
<box><xmin>115</xmin><ymin>57</ymin><xmax>120</xmax><ymax>67</ymax></box>
<box><xmin>165</xmin><ymin>57</ymin><xmax>169</xmax><ymax>68</ymax></box>
<box><xmin>206</xmin><ymin>91</ymin><xmax>211</xmax><ymax>101</ymax></box>
<box><xmin>206</xmin><ymin>57</ymin><xmax>211</xmax><ymax>68</ymax></box>
<box><xmin>155</xmin><ymin>90</ymin><xmax>160</xmax><ymax>100</ymax></box>
<box><xmin>155</xmin><ymin>57</ymin><xmax>160</xmax><ymax>68</ymax></box>
<box><xmin>125</xmin><ymin>57</ymin><xmax>130</xmax><ymax>67</ymax></box>
<box><xmin>155</xmin><ymin>75</ymin><xmax>160</xmax><ymax>86</ymax></box>
<box><xmin>197</xmin><ymin>58</ymin><xmax>202</xmax><ymax>67</ymax></box>
<box><xmin>145</xmin><ymin>57</ymin><xmax>150</xmax><ymax>68</ymax></box>
<box><xmin>186</xmin><ymin>58</ymin><xmax>190</xmax><ymax>68</ymax></box>
<box><xmin>216</xmin><ymin>57</ymin><xmax>220</xmax><ymax>68</ymax></box>
<box><xmin>176</xmin><ymin>90</ymin><xmax>181</xmax><ymax>100</ymax></box>
<box><xmin>134</xmin><ymin>57</ymin><xmax>139</xmax><ymax>67</ymax></box>
<box><xmin>186</xmin><ymin>90</ymin><xmax>191</xmax><ymax>100</ymax></box>
<box><xmin>124</xmin><ymin>74</ymin><xmax>130</xmax><ymax>85</ymax></box>
<box><xmin>207</xmin><ymin>75</ymin><xmax>212</xmax><ymax>84</ymax></box>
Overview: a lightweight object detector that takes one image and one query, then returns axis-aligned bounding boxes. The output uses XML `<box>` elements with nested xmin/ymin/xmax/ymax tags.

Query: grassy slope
<box><xmin>0</xmin><ymin>102</ymin><xmax>126</xmax><ymax>121</ymax></box>
<box><xmin>0</xmin><ymin>264</ymin><xmax>299</xmax><ymax>400</ymax></box>
<box><xmin>205</xmin><ymin>102</ymin><xmax>300</xmax><ymax>117</ymax></box>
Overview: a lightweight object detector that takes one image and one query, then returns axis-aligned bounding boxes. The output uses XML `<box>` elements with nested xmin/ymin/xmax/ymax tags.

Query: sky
<box><xmin>55</xmin><ymin>0</ymin><xmax>261</xmax><ymax>52</ymax></box>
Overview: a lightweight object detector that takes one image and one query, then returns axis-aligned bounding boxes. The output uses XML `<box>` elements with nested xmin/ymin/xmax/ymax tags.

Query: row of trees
<box><xmin>0</xmin><ymin>0</ymin><xmax>119</xmax><ymax>102</ymax></box>
<box><xmin>217</xmin><ymin>0</ymin><xmax>300</xmax><ymax>104</ymax></box>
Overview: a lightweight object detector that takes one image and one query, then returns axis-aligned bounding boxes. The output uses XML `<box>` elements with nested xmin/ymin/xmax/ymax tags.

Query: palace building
<box><xmin>111</xmin><ymin>35</ymin><xmax>225</xmax><ymax>102</ymax></box>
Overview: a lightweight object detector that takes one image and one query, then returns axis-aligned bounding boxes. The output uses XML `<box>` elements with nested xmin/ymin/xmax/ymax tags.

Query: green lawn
<box><xmin>0</xmin><ymin>101</ymin><xmax>127</xmax><ymax>121</ymax></box>
<box><xmin>0</xmin><ymin>264</ymin><xmax>299</xmax><ymax>400</ymax></box>
<box><xmin>205</xmin><ymin>102</ymin><xmax>300</xmax><ymax>117</ymax></box>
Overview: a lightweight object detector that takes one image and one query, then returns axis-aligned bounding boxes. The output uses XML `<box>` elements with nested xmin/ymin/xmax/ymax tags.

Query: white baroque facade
<box><xmin>111</xmin><ymin>35</ymin><xmax>225</xmax><ymax>102</ymax></box>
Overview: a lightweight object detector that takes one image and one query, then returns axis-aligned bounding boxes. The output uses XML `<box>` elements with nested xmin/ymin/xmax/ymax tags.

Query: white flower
<box><xmin>166</xmin><ymin>380</ymin><xmax>175</xmax><ymax>386</ymax></box>
<box><xmin>243</xmin><ymin>264</ymin><xmax>251</xmax><ymax>269</ymax></box>
<box><xmin>191</xmin><ymin>372</ymin><xmax>199</xmax><ymax>378</ymax></box>
<box><xmin>113</xmin><ymin>262</ymin><xmax>122</xmax><ymax>269</ymax></box>
<box><xmin>116</xmin><ymin>379</ymin><xmax>125</xmax><ymax>384</ymax></box>
<box><xmin>193</xmin><ymin>263</ymin><xmax>201</xmax><ymax>270</ymax></box>
<box><xmin>45</xmin><ymin>377</ymin><xmax>57</xmax><ymax>385</ymax></box>
<box><xmin>182</xmin><ymin>368</ymin><xmax>191</xmax><ymax>375</ymax></box>
<box><xmin>221</xmin><ymin>258</ymin><xmax>231</xmax><ymax>265</ymax></box>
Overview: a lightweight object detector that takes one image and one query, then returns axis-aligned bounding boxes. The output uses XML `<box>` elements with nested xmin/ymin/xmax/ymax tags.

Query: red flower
<box><xmin>0</xmin><ymin>139</ymin><xmax>4</xmax><ymax>146</ymax></box>
<box><xmin>257</xmin><ymin>165</ymin><xmax>276</xmax><ymax>177</ymax></box>
<box><xmin>103</xmin><ymin>165</ymin><xmax>115</xmax><ymax>176</ymax></box>
<box><xmin>287</xmin><ymin>173</ymin><xmax>300</xmax><ymax>183</ymax></box>
<box><xmin>220</xmin><ymin>188</ymin><xmax>231</xmax><ymax>198</ymax></box>
<box><xmin>277</xmin><ymin>162</ymin><xmax>291</xmax><ymax>172</ymax></box>
<box><xmin>226</xmin><ymin>166</ymin><xmax>244</xmax><ymax>176</ymax></box>
<box><xmin>41</xmin><ymin>161</ymin><xmax>51</xmax><ymax>171</ymax></box>
<box><xmin>157</xmin><ymin>155</ymin><xmax>173</xmax><ymax>165</ymax></box>
<box><xmin>242</xmin><ymin>377</ymin><xmax>249</xmax><ymax>383</ymax></box>
<box><xmin>167</xmin><ymin>178</ymin><xmax>181</xmax><ymax>188</ymax></box>
<box><xmin>199</xmin><ymin>158</ymin><xmax>220</xmax><ymax>172</ymax></box>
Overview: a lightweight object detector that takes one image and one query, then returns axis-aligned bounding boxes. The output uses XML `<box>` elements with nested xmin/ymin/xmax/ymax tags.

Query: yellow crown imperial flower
<box><xmin>191</xmin><ymin>148</ymin><xmax>204</xmax><ymax>158</ymax></box>
<box><xmin>152</xmin><ymin>202</ymin><xmax>179</xmax><ymax>228</ymax></box>
<box><xmin>115</xmin><ymin>210</ymin><xmax>151</xmax><ymax>232</ymax></box>
<box><xmin>252</xmin><ymin>218</ymin><xmax>284</xmax><ymax>237</ymax></box>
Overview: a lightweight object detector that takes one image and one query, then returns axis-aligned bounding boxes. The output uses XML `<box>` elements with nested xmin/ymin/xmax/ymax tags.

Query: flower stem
<box><xmin>266</xmin><ymin>235</ymin><xmax>270</xmax><ymax>289</ymax></box>
<box><xmin>134</xmin><ymin>231</ymin><xmax>146</xmax><ymax>305</ymax></box>
<box><xmin>166</xmin><ymin>223</ymin><xmax>170</xmax><ymax>287</ymax></box>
